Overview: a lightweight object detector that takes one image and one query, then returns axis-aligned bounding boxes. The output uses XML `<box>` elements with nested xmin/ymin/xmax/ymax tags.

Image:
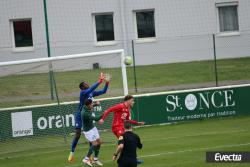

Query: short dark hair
<box><xmin>79</xmin><ymin>81</ymin><xmax>88</xmax><ymax>90</ymax></box>
<box><xmin>124</xmin><ymin>120</ymin><xmax>132</xmax><ymax>130</ymax></box>
<box><xmin>124</xmin><ymin>95</ymin><xmax>134</xmax><ymax>101</ymax></box>
<box><xmin>84</xmin><ymin>99</ymin><xmax>93</xmax><ymax>106</ymax></box>
<box><xmin>79</xmin><ymin>82</ymin><xmax>84</xmax><ymax>90</ymax></box>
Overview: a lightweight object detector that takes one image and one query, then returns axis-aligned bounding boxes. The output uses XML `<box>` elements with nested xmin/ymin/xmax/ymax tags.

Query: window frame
<box><xmin>92</xmin><ymin>12</ymin><xmax>116</xmax><ymax>46</ymax></box>
<box><xmin>216</xmin><ymin>2</ymin><xmax>240</xmax><ymax>37</ymax></box>
<box><xmin>10</xmin><ymin>18</ymin><xmax>34</xmax><ymax>52</ymax></box>
<box><xmin>133</xmin><ymin>9</ymin><xmax>156</xmax><ymax>43</ymax></box>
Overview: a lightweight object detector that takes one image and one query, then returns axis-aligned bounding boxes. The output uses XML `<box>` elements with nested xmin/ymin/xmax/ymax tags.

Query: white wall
<box><xmin>0</xmin><ymin>0</ymin><xmax>47</xmax><ymax>62</ymax></box>
<box><xmin>123</xmin><ymin>0</ymin><xmax>250</xmax><ymax>65</ymax></box>
<box><xmin>0</xmin><ymin>0</ymin><xmax>250</xmax><ymax>65</ymax></box>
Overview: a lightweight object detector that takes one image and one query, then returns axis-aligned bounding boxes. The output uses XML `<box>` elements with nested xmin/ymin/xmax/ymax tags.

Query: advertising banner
<box><xmin>136</xmin><ymin>85</ymin><xmax>250</xmax><ymax>124</ymax></box>
<box><xmin>0</xmin><ymin>85</ymin><xmax>249</xmax><ymax>140</ymax></box>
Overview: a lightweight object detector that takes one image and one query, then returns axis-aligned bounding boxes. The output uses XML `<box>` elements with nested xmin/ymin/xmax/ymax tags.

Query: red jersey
<box><xmin>101</xmin><ymin>102</ymin><xmax>139</xmax><ymax>128</ymax></box>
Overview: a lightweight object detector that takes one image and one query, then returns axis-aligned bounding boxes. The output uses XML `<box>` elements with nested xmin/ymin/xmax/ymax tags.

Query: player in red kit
<box><xmin>99</xmin><ymin>95</ymin><xmax>145</xmax><ymax>165</ymax></box>
<box><xmin>98</xmin><ymin>95</ymin><xmax>144</xmax><ymax>138</ymax></box>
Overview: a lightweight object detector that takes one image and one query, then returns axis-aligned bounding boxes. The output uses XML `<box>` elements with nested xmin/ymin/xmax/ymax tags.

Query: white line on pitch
<box><xmin>142</xmin><ymin>129</ymin><xmax>248</xmax><ymax>142</ymax></box>
<box><xmin>139</xmin><ymin>142</ymin><xmax>250</xmax><ymax>158</ymax></box>
<box><xmin>0</xmin><ymin>143</ymin><xmax>116</xmax><ymax>160</ymax></box>
<box><xmin>0</xmin><ymin>129</ymin><xmax>248</xmax><ymax>160</ymax></box>
<box><xmin>64</xmin><ymin>142</ymin><xmax>250</xmax><ymax>167</ymax></box>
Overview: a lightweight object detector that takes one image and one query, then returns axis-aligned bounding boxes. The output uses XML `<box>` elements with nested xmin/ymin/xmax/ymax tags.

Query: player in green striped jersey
<box><xmin>81</xmin><ymin>99</ymin><xmax>103</xmax><ymax>166</ymax></box>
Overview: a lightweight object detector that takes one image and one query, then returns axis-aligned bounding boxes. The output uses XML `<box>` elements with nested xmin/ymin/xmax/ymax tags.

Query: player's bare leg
<box><xmin>83</xmin><ymin>139</ymin><xmax>103</xmax><ymax>166</ymax></box>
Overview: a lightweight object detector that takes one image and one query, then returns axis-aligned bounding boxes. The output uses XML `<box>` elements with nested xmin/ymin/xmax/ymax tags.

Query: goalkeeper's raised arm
<box><xmin>92</xmin><ymin>73</ymin><xmax>110</xmax><ymax>97</ymax></box>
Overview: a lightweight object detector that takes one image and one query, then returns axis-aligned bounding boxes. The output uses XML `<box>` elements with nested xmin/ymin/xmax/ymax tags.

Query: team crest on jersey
<box><xmin>88</xmin><ymin>96</ymin><xmax>94</xmax><ymax>101</ymax></box>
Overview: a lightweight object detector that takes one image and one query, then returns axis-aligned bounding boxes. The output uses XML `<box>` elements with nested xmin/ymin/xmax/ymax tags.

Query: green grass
<box><xmin>1</xmin><ymin>116</ymin><xmax>250</xmax><ymax>167</ymax></box>
<box><xmin>127</xmin><ymin>57</ymin><xmax>250</xmax><ymax>87</ymax></box>
<box><xmin>1</xmin><ymin>57</ymin><xmax>250</xmax><ymax>108</ymax></box>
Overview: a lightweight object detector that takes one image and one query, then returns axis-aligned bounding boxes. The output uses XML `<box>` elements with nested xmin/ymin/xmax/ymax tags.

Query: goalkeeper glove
<box><xmin>98</xmin><ymin>72</ymin><xmax>104</xmax><ymax>84</ymax></box>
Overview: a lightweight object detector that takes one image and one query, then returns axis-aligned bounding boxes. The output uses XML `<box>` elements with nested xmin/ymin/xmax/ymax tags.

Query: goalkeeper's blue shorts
<box><xmin>74</xmin><ymin>111</ymin><xmax>82</xmax><ymax>129</ymax></box>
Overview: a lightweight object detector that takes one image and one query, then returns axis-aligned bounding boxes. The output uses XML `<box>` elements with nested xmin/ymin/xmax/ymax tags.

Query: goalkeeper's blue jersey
<box><xmin>77</xmin><ymin>82</ymin><xmax>109</xmax><ymax>112</ymax></box>
<box><xmin>74</xmin><ymin>81</ymin><xmax>108</xmax><ymax>129</ymax></box>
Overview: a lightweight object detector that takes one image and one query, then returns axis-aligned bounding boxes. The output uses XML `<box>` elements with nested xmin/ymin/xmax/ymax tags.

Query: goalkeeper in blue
<box><xmin>82</xmin><ymin>99</ymin><xmax>104</xmax><ymax>166</ymax></box>
<box><xmin>68</xmin><ymin>73</ymin><xmax>110</xmax><ymax>163</ymax></box>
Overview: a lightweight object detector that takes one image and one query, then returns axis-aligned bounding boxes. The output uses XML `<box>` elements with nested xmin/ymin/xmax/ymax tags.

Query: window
<box><xmin>217</xmin><ymin>3</ymin><xmax>239</xmax><ymax>32</ymax></box>
<box><xmin>94</xmin><ymin>14</ymin><xmax>115</xmax><ymax>42</ymax></box>
<box><xmin>135</xmin><ymin>10</ymin><xmax>156</xmax><ymax>38</ymax></box>
<box><xmin>12</xmin><ymin>20</ymin><xmax>33</xmax><ymax>48</ymax></box>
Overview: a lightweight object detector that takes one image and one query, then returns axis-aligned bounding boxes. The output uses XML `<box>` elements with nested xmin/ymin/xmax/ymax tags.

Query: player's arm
<box><xmin>126</xmin><ymin>112</ymin><xmax>145</xmax><ymax>125</ymax></box>
<box><xmin>93</xmin><ymin>74</ymin><xmax>110</xmax><ymax>96</ymax></box>
<box><xmin>137</xmin><ymin>135</ymin><xmax>143</xmax><ymax>149</ymax></box>
<box><xmin>113</xmin><ymin>136</ymin><xmax>124</xmax><ymax>161</ymax></box>
<box><xmin>98</xmin><ymin>104</ymin><xmax>122</xmax><ymax>125</ymax></box>
<box><xmin>92</xmin><ymin>81</ymin><xmax>109</xmax><ymax>96</ymax></box>
<box><xmin>81</xmin><ymin>73</ymin><xmax>104</xmax><ymax>95</ymax></box>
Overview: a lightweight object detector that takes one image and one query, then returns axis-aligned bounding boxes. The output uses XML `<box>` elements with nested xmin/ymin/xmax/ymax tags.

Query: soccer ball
<box><xmin>124</xmin><ymin>56</ymin><xmax>133</xmax><ymax>65</ymax></box>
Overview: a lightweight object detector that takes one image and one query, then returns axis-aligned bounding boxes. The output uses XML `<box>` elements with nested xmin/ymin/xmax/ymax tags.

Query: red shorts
<box><xmin>112</xmin><ymin>126</ymin><xmax>125</xmax><ymax>139</ymax></box>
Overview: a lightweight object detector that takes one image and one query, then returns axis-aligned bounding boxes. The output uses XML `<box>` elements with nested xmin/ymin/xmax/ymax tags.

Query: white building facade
<box><xmin>0</xmin><ymin>0</ymin><xmax>250</xmax><ymax>65</ymax></box>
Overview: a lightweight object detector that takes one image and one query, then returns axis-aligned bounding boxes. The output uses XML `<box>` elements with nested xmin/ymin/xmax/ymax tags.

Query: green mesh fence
<box><xmin>0</xmin><ymin>96</ymin><xmax>125</xmax><ymax>155</ymax></box>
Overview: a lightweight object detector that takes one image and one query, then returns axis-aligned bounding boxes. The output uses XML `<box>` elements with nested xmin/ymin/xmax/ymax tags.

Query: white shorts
<box><xmin>83</xmin><ymin>127</ymin><xmax>100</xmax><ymax>142</ymax></box>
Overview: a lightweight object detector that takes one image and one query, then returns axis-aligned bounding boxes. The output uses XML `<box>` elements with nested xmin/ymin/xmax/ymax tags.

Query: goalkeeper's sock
<box><xmin>71</xmin><ymin>137</ymin><xmax>79</xmax><ymax>152</ymax></box>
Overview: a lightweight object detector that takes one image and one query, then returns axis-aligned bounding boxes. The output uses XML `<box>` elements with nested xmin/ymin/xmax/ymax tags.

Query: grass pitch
<box><xmin>1</xmin><ymin>57</ymin><xmax>250</xmax><ymax>108</ymax></box>
<box><xmin>1</xmin><ymin>116</ymin><xmax>250</xmax><ymax>167</ymax></box>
